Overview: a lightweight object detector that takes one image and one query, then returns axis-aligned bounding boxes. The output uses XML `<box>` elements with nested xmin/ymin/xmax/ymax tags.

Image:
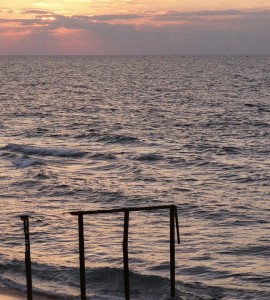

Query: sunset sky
<box><xmin>0</xmin><ymin>0</ymin><xmax>270</xmax><ymax>55</ymax></box>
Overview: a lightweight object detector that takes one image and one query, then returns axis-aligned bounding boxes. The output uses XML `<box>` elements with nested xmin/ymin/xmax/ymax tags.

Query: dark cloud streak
<box><xmin>21</xmin><ymin>9</ymin><xmax>54</xmax><ymax>15</ymax></box>
<box><xmin>154</xmin><ymin>9</ymin><xmax>270</xmax><ymax>21</ymax></box>
<box><xmin>157</xmin><ymin>9</ymin><xmax>243</xmax><ymax>18</ymax></box>
<box><xmin>87</xmin><ymin>13</ymin><xmax>142</xmax><ymax>21</ymax></box>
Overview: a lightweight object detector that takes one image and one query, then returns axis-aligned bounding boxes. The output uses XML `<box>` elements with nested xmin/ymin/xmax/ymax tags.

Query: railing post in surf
<box><xmin>78</xmin><ymin>213</ymin><xmax>86</xmax><ymax>300</ymax></box>
<box><xmin>20</xmin><ymin>215</ymin><xmax>33</xmax><ymax>300</ymax></box>
<box><xmin>123</xmin><ymin>210</ymin><xmax>130</xmax><ymax>300</ymax></box>
<box><xmin>170</xmin><ymin>206</ymin><xmax>176</xmax><ymax>297</ymax></box>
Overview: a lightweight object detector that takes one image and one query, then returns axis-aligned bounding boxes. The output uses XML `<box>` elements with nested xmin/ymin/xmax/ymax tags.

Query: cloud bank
<box><xmin>0</xmin><ymin>9</ymin><xmax>269</xmax><ymax>54</ymax></box>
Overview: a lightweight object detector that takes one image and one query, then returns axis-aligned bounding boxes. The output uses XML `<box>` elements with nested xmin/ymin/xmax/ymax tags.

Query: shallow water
<box><xmin>0</xmin><ymin>55</ymin><xmax>269</xmax><ymax>299</ymax></box>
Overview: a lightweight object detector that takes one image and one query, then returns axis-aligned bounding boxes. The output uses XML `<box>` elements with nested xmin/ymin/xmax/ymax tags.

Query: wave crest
<box><xmin>1</xmin><ymin>144</ymin><xmax>85</xmax><ymax>158</ymax></box>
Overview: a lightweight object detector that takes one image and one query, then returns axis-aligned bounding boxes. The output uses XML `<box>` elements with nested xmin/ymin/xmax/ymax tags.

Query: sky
<box><xmin>0</xmin><ymin>0</ymin><xmax>270</xmax><ymax>55</ymax></box>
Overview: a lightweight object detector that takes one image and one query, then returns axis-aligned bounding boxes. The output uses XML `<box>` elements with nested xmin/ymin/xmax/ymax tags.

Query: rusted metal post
<box><xmin>78</xmin><ymin>214</ymin><xmax>86</xmax><ymax>300</ymax></box>
<box><xmin>123</xmin><ymin>210</ymin><xmax>130</xmax><ymax>300</ymax></box>
<box><xmin>20</xmin><ymin>215</ymin><xmax>33</xmax><ymax>300</ymax></box>
<box><xmin>170</xmin><ymin>206</ymin><xmax>176</xmax><ymax>297</ymax></box>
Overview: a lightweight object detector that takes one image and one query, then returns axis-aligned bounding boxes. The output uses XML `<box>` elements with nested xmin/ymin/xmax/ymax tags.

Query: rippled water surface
<box><xmin>0</xmin><ymin>55</ymin><xmax>269</xmax><ymax>299</ymax></box>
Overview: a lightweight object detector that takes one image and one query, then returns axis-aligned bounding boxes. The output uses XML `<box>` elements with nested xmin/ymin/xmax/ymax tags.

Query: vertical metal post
<box><xmin>170</xmin><ymin>206</ymin><xmax>176</xmax><ymax>297</ymax></box>
<box><xmin>20</xmin><ymin>215</ymin><xmax>33</xmax><ymax>300</ymax></box>
<box><xmin>78</xmin><ymin>214</ymin><xmax>86</xmax><ymax>300</ymax></box>
<box><xmin>123</xmin><ymin>210</ymin><xmax>130</xmax><ymax>300</ymax></box>
<box><xmin>174</xmin><ymin>206</ymin><xmax>180</xmax><ymax>245</ymax></box>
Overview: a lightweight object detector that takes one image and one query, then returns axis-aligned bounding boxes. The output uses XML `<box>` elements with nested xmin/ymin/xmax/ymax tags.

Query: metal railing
<box><xmin>20</xmin><ymin>205</ymin><xmax>180</xmax><ymax>299</ymax></box>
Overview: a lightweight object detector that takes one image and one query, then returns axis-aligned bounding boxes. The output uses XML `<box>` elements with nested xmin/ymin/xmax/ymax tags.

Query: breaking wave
<box><xmin>12</xmin><ymin>156</ymin><xmax>45</xmax><ymax>168</ymax></box>
<box><xmin>1</xmin><ymin>144</ymin><xmax>85</xmax><ymax>158</ymax></box>
<box><xmin>0</xmin><ymin>260</ymin><xmax>225</xmax><ymax>300</ymax></box>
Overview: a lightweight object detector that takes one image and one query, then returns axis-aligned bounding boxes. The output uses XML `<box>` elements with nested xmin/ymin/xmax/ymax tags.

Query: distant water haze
<box><xmin>0</xmin><ymin>55</ymin><xmax>269</xmax><ymax>299</ymax></box>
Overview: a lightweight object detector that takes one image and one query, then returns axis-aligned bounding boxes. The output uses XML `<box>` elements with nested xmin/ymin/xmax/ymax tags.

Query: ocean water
<box><xmin>0</xmin><ymin>55</ymin><xmax>269</xmax><ymax>299</ymax></box>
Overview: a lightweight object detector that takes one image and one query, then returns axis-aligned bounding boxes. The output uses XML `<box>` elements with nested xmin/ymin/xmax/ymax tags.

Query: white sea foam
<box><xmin>12</xmin><ymin>156</ymin><xmax>44</xmax><ymax>168</ymax></box>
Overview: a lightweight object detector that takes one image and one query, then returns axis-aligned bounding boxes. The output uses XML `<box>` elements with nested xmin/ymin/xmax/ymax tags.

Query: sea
<box><xmin>0</xmin><ymin>55</ymin><xmax>269</xmax><ymax>299</ymax></box>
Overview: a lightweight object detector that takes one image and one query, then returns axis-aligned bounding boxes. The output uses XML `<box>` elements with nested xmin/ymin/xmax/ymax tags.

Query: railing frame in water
<box><xmin>70</xmin><ymin>204</ymin><xmax>180</xmax><ymax>300</ymax></box>
<box><xmin>19</xmin><ymin>205</ymin><xmax>180</xmax><ymax>300</ymax></box>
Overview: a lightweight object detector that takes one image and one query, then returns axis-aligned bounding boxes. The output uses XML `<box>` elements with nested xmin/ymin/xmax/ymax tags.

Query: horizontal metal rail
<box><xmin>70</xmin><ymin>205</ymin><xmax>174</xmax><ymax>216</ymax></box>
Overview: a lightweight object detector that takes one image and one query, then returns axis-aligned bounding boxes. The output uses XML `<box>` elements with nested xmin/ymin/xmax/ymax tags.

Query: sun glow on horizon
<box><xmin>41</xmin><ymin>16</ymin><xmax>56</xmax><ymax>20</ymax></box>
